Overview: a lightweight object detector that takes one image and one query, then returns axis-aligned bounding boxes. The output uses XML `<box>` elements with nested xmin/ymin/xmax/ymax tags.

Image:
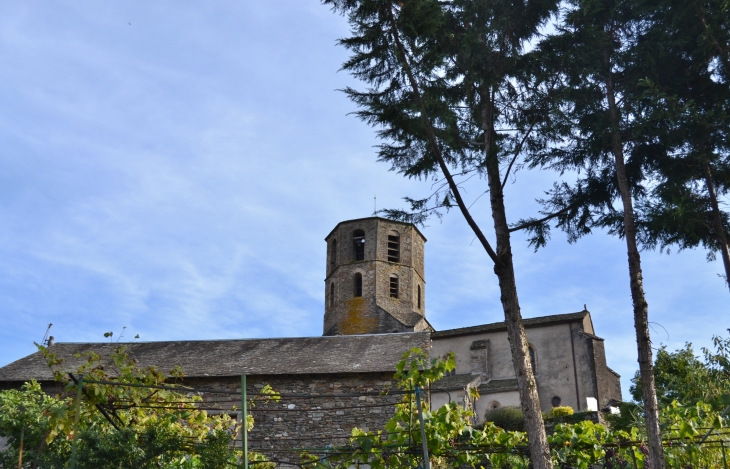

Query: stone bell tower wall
<box><xmin>323</xmin><ymin>217</ymin><xmax>427</xmax><ymax>336</ymax></box>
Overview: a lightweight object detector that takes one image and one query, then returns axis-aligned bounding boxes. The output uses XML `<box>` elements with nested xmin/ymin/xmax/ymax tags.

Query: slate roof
<box><xmin>431</xmin><ymin>312</ymin><xmax>589</xmax><ymax>339</ymax></box>
<box><xmin>384</xmin><ymin>308</ymin><xmax>428</xmax><ymax>328</ymax></box>
<box><xmin>480</xmin><ymin>378</ymin><xmax>519</xmax><ymax>393</ymax></box>
<box><xmin>431</xmin><ymin>373</ymin><xmax>481</xmax><ymax>390</ymax></box>
<box><xmin>0</xmin><ymin>332</ymin><xmax>431</xmax><ymax>384</ymax></box>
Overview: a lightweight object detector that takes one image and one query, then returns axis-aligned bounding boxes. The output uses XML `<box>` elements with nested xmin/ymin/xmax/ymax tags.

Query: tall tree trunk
<box><xmin>604</xmin><ymin>53</ymin><xmax>665</xmax><ymax>469</ymax></box>
<box><xmin>481</xmin><ymin>92</ymin><xmax>552</xmax><ymax>469</ymax></box>
<box><xmin>701</xmin><ymin>158</ymin><xmax>730</xmax><ymax>292</ymax></box>
<box><xmin>383</xmin><ymin>5</ymin><xmax>552</xmax><ymax>467</ymax></box>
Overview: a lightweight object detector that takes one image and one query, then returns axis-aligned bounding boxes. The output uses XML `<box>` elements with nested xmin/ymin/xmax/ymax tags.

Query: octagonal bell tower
<box><xmin>323</xmin><ymin>217</ymin><xmax>431</xmax><ymax>336</ymax></box>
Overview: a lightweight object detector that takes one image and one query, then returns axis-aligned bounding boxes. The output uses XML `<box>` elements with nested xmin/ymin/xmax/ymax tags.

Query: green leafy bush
<box><xmin>0</xmin><ymin>340</ymin><xmax>279</xmax><ymax>469</ymax></box>
<box><xmin>549</xmin><ymin>406</ymin><xmax>575</xmax><ymax>418</ymax></box>
<box><xmin>484</xmin><ymin>406</ymin><xmax>525</xmax><ymax>432</ymax></box>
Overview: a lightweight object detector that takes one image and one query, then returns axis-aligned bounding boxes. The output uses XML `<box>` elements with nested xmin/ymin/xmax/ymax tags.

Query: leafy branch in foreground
<box><xmin>0</xmin><ymin>336</ymin><xmax>277</xmax><ymax>469</ymax></box>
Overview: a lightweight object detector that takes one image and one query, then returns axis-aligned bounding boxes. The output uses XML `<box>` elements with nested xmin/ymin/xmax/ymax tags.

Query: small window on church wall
<box><xmin>387</xmin><ymin>231</ymin><xmax>400</xmax><ymax>262</ymax></box>
<box><xmin>330</xmin><ymin>239</ymin><xmax>337</xmax><ymax>266</ymax></box>
<box><xmin>389</xmin><ymin>275</ymin><xmax>399</xmax><ymax>299</ymax></box>
<box><xmin>329</xmin><ymin>283</ymin><xmax>335</xmax><ymax>309</ymax></box>
<box><xmin>354</xmin><ymin>273</ymin><xmax>362</xmax><ymax>297</ymax></box>
<box><xmin>353</xmin><ymin>230</ymin><xmax>365</xmax><ymax>261</ymax></box>
<box><xmin>417</xmin><ymin>285</ymin><xmax>421</xmax><ymax>309</ymax></box>
<box><xmin>529</xmin><ymin>345</ymin><xmax>537</xmax><ymax>372</ymax></box>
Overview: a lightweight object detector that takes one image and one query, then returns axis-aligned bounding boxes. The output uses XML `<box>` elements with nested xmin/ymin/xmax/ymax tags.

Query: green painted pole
<box><xmin>241</xmin><ymin>375</ymin><xmax>248</xmax><ymax>469</ymax></box>
<box><xmin>630</xmin><ymin>447</ymin><xmax>638</xmax><ymax>469</ymax></box>
<box><xmin>721</xmin><ymin>439</ymin><xmax>728</xmax><ymax>469</ymax></box>
<box><xmin>70</xmin><ymin>374</ymin><xmax>83</xmax><ymax>469</ymax></box>
<box><xmin>414</xmin><ymin>386</ymin><xmax>430</xmax><ymax>469</ymax></box>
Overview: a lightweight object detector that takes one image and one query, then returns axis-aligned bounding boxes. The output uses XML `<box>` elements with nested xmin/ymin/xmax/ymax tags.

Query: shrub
<box><xmin>549</xmin><ymin>406</ymin><xmax>575</xmax><ymax>418</ymax></box>
<box><xmin>484</xmin><ymin>406</ymin><xmax>525</xmax><ymax>432</ymax></box>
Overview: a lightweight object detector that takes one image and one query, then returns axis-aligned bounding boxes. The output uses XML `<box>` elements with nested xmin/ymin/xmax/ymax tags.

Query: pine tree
<box><xmin>632</xmin><ymin>0</ymin><xmax>730</xmax><ymax>292</ymax></box>
<box><xmin>322</xmin><ymin>0</ymin><xmax>558</xmax><ymax>467</ymax></box>
<box><xmin>519</xmin><ymin>0</ymin><xmax>667</xmax><ymax>465</ymax></box>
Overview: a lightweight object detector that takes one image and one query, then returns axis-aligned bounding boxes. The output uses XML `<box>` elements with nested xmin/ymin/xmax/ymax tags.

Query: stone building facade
<box><xmin>0</xmin><ymin>216</ymin><xmax>622</xmax><ymax>461</ymax></box>
<box><xmin>0</xmin><ymin>333</ymin><xmax>429</xmax><ymax>462</ymax></box>
<box><xmin>430</xmin><ymin>312</ymin><xmax>622</xmax><ymax>418</ymax></box>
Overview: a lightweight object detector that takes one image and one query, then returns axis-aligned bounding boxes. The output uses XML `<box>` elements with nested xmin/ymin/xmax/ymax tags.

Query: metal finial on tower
<box><xmin>373</xmin><ymin>195</ymin><xmax>377</xmax><ymax>215</ymax></box>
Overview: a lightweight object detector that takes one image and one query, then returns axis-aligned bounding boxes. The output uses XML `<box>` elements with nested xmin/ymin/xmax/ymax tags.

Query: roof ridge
<box><xmin>432</xmin><ymin>311</ymin><xmax>589</xmax><ymax>338</ymax></box>
<box><xmin>49</xmin><ymin>331</ymin><xmax>430</xmax><ymax>345</ymax></box>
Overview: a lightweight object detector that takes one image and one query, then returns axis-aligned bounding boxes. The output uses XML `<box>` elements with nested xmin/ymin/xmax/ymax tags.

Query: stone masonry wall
<box><xmin>184</xmin><ymin>372</ymin><xmax>400</xmax><ymax>463</ymax></box>
<box><xmin>20</xmin><ymin>373</ymin><xmax>402</xmax><ymax>464</ymax></box>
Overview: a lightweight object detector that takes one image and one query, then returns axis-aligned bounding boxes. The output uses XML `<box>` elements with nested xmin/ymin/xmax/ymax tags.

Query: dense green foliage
<box><xmin>631</xmin><ymin>332</ymin><xmax>730</xmax><ymax>410</ymax></box>
<box><xmin>515</xmin><ymin>0</ymin><xmax>730</xmax><ymax>288</ymax></box>
<box><xmin>484</xmin><ymin>406</ymin><xmax>526</xmax><ymax>432</ymax></box>
<box><xmin>0</xmin><ymin>341</ymin><xmax>276</xmax><ymax>468</ymax></box>
<box><xmin>323</xmin><ymin>0</ymin><xmax>561</xmax><ymax>227</ymax></box>
<box><xmin>302</xmin><ymin>348</ymin><xmax>730</xmax><ymax>469</ymax></box>
<box><xmin>630</xmin><ymin>0</ymin><xmax>730</xmax><ymax>274</ymax></box>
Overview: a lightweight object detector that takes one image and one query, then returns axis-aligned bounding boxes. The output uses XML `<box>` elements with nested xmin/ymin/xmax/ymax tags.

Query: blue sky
<box><xmin>0</xmin><ymin>1</ymin><xmax>727</xmax><ymax>400</ymax></box>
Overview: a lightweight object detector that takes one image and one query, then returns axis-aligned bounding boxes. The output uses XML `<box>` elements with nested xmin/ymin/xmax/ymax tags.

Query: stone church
<box><xmin>0</xmin><ymin>216</ymin><xmax>621</xmax><ymax>456</ymax></box>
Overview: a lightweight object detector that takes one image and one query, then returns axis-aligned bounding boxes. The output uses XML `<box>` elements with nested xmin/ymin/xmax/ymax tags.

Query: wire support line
<box><xmin>104</xmin><ymin>404</ymin><xmax>240</xmax><ymax>412</ymax></box>
<box><xmin>255</xmin><ymin>441</ymin><xmax>424</xmax><ymax>452</ymax></box>
<box><xmin>245</xmin><ymin>458</ymin><xmax>334</xmax><ymax>469</ymax></box>
<box><xmin>245</xmin><ymin>435</ymin><xmax>730</xmax><ymax>455</ymax></box>
<box><xmin>79</xmin><ymin>379</ymin><xmax>242</xmax><ymax>395</ymax></box>
<box><xmin>248</xmin><ymin>431</ymin><xmax>410</xmax><ymax>442</ymax></box>
<box><xmin>249</xmin><ymin>402</ymin><xmax>399</xmax><ymax>412</ymax></box>
<box><xmin>79</xmin><ymin>379</ymin><xmax>412</xmax><ymax>398</ymax></box>
<box><xmin>261</xmin><ymin>390</ymin><xmax>412</xmax><ymax>399</ymax></box>
<box><xmin>246</xmin><ymin>447</ymin><xmax>423</xmax><ymax>454</ymax></box>
<box><xmin>104</xmin><ymin>401</ymin><xmax>400</xmax><ymax>412</ymax></box>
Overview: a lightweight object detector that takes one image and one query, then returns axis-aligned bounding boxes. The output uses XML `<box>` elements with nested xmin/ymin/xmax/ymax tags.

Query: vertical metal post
<box><xmin>70</xmin><ymin>374</ymin><xmax>83</xmax><ymax>469</ymax></box>
<box><xmin>630</xmin><ymin>447</ymin><xmax>638</xmax><ymax>469</ymax></box>
<box><xmin>414</xmin><ymin>386</ymin><xmax>430</xmax><ymax>469</ymax></box>
<box><xmin>721</xmin><ymin>439</ymin><xmax>728</xmax><ymax>469</ymax></box>
<box><xmin>241</xmin><ymin>375</ymin><xmax>248</xmax><ymax>469</ymax></box>
<box><xmin>16</xmin><ymin>404</ymin><xmax>25</xmax><ymax>469</ymax></box>
<box><xmin>17</xmin><ymin>427</ymin><xmax>23</xmax><ymax>469</ymax></box>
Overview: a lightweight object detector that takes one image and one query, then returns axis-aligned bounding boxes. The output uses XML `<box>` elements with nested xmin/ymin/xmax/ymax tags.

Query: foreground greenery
<box><xmin>0</xmin><ymin>340</ymin><xmax>277</xmax><ymax>469</ymax></box>
<box><xmin>303</xmin><ymin>344</ymin><xmax>730</xmax><ymax>469</ymax></box>
<box><xmin>2</xmin><ymin>334</ymin><xmax>730</xmax><ymax>467</ymax></box>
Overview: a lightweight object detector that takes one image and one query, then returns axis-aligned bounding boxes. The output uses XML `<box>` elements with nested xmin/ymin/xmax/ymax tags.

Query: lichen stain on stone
<box><xmin>340</xmin><ymin>297</ymin><xmax>376</xmax><ymax>335</ymax></box>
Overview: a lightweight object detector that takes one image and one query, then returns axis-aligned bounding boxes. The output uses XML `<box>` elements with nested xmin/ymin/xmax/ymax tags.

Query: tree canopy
<box><xmin>630</xmin><ymin>332</ymin><xmax>730</xmax><ymax>411</ymax></box>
